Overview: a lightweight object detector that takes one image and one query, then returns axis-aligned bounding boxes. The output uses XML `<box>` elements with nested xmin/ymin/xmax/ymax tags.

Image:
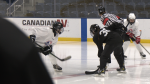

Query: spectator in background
<box><xmin>0</xmin><ymin>17</ymin><xmax>53</xmax><ymax>84</ymax></box>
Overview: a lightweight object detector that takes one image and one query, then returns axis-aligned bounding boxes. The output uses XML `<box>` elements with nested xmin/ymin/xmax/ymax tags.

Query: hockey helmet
<box><xmin>53</xmin><ymin>21</ymin><xmax>64</xmax><ymax>34</ymax></box>
<box><xmin>90</xmin><ymin>24</ymin><xmax>100</xmax><ymax>37</ymax></box>
<box><xmin>127</xmin><ymin>13</ymin><xmax>136</xmax><ymax>25</ymax></box>
<box><xmin>98</xmin><ymin>6</ymin><xmax>105</xmax><ymax>15</ymax></box>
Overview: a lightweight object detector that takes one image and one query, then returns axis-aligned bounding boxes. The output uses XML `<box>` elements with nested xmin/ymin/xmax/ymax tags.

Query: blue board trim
<box><xmin>81</xmin><ymin>18</ymin><xmax>87</xmax><ymax>41</ymax></box>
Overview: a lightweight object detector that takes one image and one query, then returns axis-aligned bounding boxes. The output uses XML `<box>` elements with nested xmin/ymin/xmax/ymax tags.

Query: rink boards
<box><xmin>5</xmin><ymin>18</ymin><xmax>150</xmax><ymax>43</ymax></box>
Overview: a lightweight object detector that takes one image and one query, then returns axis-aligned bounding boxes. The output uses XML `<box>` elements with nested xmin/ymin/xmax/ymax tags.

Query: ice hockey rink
<box><xmin>40</xmin><ymin>41</ymin><xmax>150</xmax><ymax>84</ymax></box>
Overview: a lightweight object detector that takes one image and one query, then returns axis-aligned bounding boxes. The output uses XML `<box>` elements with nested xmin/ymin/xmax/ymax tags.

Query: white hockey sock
<box><xmin>47</xmin><ymin>51</ymin><xmax>57</xmax><ymax>65</ymax></box>
<box><xmin>123</xmin><ymin>41</ymin><xmax>130</xmax><ymax>53</ymax></box>
<box><xmin>133</xmin><ymin>41</ymin><xmax>143</xmax><ymax>53</ymax></box>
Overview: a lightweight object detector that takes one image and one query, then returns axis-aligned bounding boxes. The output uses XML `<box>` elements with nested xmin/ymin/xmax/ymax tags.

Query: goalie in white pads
<box><xmin>29</xmin><ymin>21</ymin><xmax>64</xmax><ymax>71</ymax></box>
<box><xmin>123</xmin><ymin>13</ymin><xmax>146</xmax><ymax>59</ymax></box>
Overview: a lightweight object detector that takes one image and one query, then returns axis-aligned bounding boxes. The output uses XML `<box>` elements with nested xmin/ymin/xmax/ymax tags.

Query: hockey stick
<box><xmin>132</xmin><ymin>35</ymin><xmax>150</xmax><ymax>55</ymax></box>
<box><xmin>124</xmin><ymin>23</ymin><xmax>150</xmax><ymax>55</ymax></box>
<box><xmin>85</xmin><ymin>67</ymin><xmax>99</xmax><ymax>74</ymax></box>
<box><xmin>136</xmin><ymin>30</ymin><xmax>150</xmax><ymax>55</ymax></box>
<box><xmin>139</xmin><ymin>30</ymin><xmax>142</xmax><ymax>36</ymax></box>
<box><xmin>139</xmin><ymin>42</ymin><xmax>150</xmax><ymax>55</ymax></box>
<box><xmin>34</xmin><ymin>42</ymin><xmax>71</xmax><ymax>61</ymax></box>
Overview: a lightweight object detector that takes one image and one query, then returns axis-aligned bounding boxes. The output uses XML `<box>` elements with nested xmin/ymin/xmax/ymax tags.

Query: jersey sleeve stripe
<box><xmin>103</xmin><ymin>18</ymin><xmax>109</xmax><ymax>25</ymax></box>
<box><xmin>116</xmin><ymin>16</ymin><xmax>120</xmax><ymax>19</ymax></box>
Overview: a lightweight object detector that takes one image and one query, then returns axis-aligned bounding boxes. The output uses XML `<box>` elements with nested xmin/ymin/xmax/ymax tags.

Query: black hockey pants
<box><xmin>99</xmin><ymin>43</ymin><xmax>124</xmax><ymax>70</ymax></box>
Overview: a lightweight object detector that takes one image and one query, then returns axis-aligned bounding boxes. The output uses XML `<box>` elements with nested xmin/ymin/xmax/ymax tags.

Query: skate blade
<box><xmin>118</xmin><ymin>71</ymin><xmax>127</xmax><ymax>73</ymax></box>
<box><xmin>141</xmin><ymin>57</ymin><xmax>146</xmax><ymax>59</ymax></box>
<box><xmin>54</xmin><ymin>69</ymin><xmax>62</xmax><ymax>72</ymax></box>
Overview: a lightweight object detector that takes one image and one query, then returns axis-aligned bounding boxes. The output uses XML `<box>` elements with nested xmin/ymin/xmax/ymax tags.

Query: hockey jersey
<box><xmin>93</xmin><ymin>28</ymin><xmax>123</xmax><ymax>56</ymax></box>
<box><xmin>31</xmin><ymin>27</ymin><xmax>59</xmax><ymax>47</ymax></box>
<box><xmin>100</xmin><ymin>13</ymin><xmax>124</xmax><ymax>27</ymax></box>
<box><xmin>124</xmin><ymin>19</ymin><xmax>140</xmax><ymax>37</ymax></box>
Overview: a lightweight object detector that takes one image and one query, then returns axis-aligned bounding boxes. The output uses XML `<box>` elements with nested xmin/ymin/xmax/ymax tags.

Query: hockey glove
<box><xmin>126</xmin><ymin>30</ymin><xmax>134</xmax><ymax>38</ymax></box>
<box><xmin>40</xmin><ymin>45</ymin><xmax>52</xmax><ymax>55</ymax></box>
<box><xmin>29</xmin><ymin>35</ymin><xmax>36</xmax><ymax>43</ymax></box>
<box><xmin>135</xmin><ymin>36</ymin><xmax>140</xmax><ymax>44</ymax></box>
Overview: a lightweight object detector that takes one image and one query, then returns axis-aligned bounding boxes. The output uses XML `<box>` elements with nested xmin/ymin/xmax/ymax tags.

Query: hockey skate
<box><xmin>116</xmin><ymin>66</ymin><xmax>126</xmax><ymax>73</ymax></box>
<box><xmin>140</xmin><ymin>52</ymin><xmax>146</xmax><ymax>59</ymax></box>
<box><xmin>97</xmin><ymin>63</ymin><xmax>109</xmax><ymax>71</ymax></box>
<box><xmin>94</xmin><ymin>68</ymin><xmax>105</xmax><ymax>77</ymax></box>
<box><xmin>53</xmin><ymin>64</ymin><xmax>62</xmax><ymax>72</ymax></box>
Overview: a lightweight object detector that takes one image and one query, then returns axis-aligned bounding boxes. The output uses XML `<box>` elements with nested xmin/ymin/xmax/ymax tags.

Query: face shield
<box><xmin>55</xmin><ymin>25</ymin><xmax>64</xmax><ymax>34</ymax></box>
<box><xmin>90</xmin><ymin>29</ymin><xmax>95</xmax><ymax>37</ymax></box>
<box><xmin>128</xmin><ymin>13</ymin><xmax>136</xmax><ymax>25</ymax></box>
<box><xmin>90</xmin><ymin>32</ymin><xmax>94</xmax><ymax>37</ymax></box>
<box><xmin>129</xmin><ymin>19</ymin><xmax>135</xmax><ymax>23</ymax></box>
<box><xmin>58</xmin><ymin>27</ymin><xmax>64</xmax><ymax>34</ymax></box>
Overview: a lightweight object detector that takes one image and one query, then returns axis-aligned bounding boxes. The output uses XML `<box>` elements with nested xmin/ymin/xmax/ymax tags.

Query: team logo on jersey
<box><xmin>44</xmin><ymin>41</ymin><xmax>52</xmax><ymax>46</ymax></box>
<box><xmin>128</xmin><ymin>29</ymin><xmax>133</xmax><ymax>33</ymax></box>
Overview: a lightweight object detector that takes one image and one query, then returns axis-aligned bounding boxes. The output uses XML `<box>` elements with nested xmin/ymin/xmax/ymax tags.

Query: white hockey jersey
<box><xmin>124</xmin><ymin>19</ymin><xmax>140</xmax><ymax>37</ymax></box>
<box><xmin>31</xmin><ymin>27</ymin><xmax>59</xmax><ymax>47</ymax></box>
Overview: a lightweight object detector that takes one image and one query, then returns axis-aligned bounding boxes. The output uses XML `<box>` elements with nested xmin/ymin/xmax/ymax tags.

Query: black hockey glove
<box><xmin>29</xmin><ymin>35</ymin><xmax>36</xmax><ymax>43</ymax></box>
<box><xmin>40</xmin><ymin>45</ymin><xmax>52</xmax><ymax>55</ymax></box>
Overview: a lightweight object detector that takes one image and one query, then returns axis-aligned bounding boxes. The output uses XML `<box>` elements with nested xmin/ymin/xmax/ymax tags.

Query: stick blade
<box><xmin>85</xmin><ymin>68</ymin><xmax>99</xmax><ymax>75</ymax></box>
<box><xmin>61</xmin><ymin>56</ymin><xmax>71</xmax><ymax>61</ymax></box>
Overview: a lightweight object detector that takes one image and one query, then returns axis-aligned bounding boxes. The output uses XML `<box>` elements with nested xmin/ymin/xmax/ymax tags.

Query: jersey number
<box><xmin>99</xmin><ymin>28</ymin><xmax>110</xmax><ymax>37</ymax></box>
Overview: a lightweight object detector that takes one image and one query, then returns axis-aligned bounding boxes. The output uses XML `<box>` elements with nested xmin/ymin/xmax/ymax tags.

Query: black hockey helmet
<box><xmin>127</xmin><ymin>13</ymin><xmax>136</xmax><ymax>25</ymax></box>
<box><xmin>52</xmin><ymin>21</ymin><xmax>64</xmax><ymax>34</ymax></box>
<box><xmin>90</xmin><ymin>24</ymin><xmax>100</xmax><ymax>37</ymax></box>
<box><xmin>98</xmin><ymin>6</ymin><xmax>105</xmax><ymax>15</ymax></box>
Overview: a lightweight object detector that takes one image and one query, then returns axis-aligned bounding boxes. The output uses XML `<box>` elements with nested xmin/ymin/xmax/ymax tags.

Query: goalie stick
<box><xmin>34</xmin><ymin>42</ymin><xmax>71</xmax><ymax>61</ymax></box>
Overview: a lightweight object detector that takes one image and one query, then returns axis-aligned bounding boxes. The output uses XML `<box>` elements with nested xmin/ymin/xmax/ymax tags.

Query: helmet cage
<box><xmin>90</xmin><ymin>24</ymin><xmax>100</xmax><ymax>37</ymax></box>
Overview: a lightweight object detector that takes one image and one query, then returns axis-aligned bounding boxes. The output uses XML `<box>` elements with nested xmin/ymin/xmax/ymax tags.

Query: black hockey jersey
<box><xmin>93</xmin><ymin>28</ymin><xmax>123</xmax><ymax>57</ymax></box>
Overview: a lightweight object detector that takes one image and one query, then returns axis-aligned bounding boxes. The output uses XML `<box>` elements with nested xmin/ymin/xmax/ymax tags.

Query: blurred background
<box><xmin>1</xmin><ymin>0</ymin><xmax>150</xmax><ymax>18</ymax></box>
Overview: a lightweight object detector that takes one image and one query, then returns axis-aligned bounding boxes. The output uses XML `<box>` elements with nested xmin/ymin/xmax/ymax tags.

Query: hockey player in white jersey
<box><xmin>29</xmin><ymin>21</ymin><xmax>64</xmax><ymax>71</ymax></box>
<box><xmin>123</xmin><ymin>13</ymin><xmax>146</xmax><ymax>59</ymax></box>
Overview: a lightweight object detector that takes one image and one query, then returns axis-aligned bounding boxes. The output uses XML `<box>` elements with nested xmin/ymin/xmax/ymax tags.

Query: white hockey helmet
<box><xmin>127</xmin><ymin>13</ymin><xmax>136</xmax><ymax>24</ymax></box>
<box><xmin>128</xmin><ymin>13</ymin><xmax>136</xmax><ymax>19</ymax></box>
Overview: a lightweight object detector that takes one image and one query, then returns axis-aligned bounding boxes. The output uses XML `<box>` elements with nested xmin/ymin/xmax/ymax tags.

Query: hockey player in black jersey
<box><xmin>85</xmin><ymin>24</ymin><xmax>126</xmax><ymax>76</ymax></box>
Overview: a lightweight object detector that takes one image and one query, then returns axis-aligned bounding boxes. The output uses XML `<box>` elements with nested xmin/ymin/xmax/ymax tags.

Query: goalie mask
<box><xmin>90</xmin><ymin>24</ymin><xmax>100</xmax><ymax>37</ymax></box>
<box><xmin>52</xmin><ymin>21</ymin><xmax>64</xmax><ymax>36</ymax></box>
<box><xmin>98</xmin><ymin>6</ymin><xmax>105</xmax><ymax>15</ymax></box>
<box><xmin>127</xmin><ymin>13</ymin><xmax>136</xmax><ymax>25</ymax></box>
